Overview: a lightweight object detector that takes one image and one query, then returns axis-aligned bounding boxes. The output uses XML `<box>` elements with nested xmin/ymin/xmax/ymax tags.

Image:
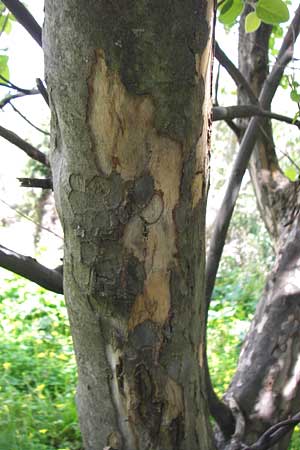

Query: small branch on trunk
<box><xmin>0</xmin><ymin>244</ymin><xmax>63</xmax><ymax>294</ymax></box>
<box><xmin>36</xmin><ymin>78</ymin><xmax>49</xmax><ymax>106</ymax></box>
<box><xmin>242</xmin><ymin>411</ymin><xmax>300</xmax><ymax>450</ymax></box>
<box><xmin>0</xmin><ymin>124</ymin><xmax>49</xmax><ymax>166</ymax></box>
<box><xmin>1</xmin><ymin>0</ymin><xmax>42</xmax><ymax>48</ymax></box>
<box><xmin>18</xmin><ymin>177</ymin><xmax>53</xmax><ymax>189</ymax></box>
<box><xmin>212</xmin><ymin>104</ymin><xmax>300</xmax><ymax>128</ymax></box>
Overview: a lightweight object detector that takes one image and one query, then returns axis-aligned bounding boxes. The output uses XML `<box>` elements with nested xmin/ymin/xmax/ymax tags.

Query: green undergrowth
<box><xmin>0</xmin><ymin>270</ymin><xmax>81</xmax><ymax>450</ymax></box>
<box><xmin>1</xmin><ymin>261</ymin><xmax>299</xmax><ymax>449</ymax></box>
<box><xmin>207</xmin><ymin>259</ymin><xmax>264</xmax><ymax>395</ymax></box>
<box><xmin>207</xmin><ymin>259</ymin><xmax>300</xmax><ymax>449</ymax></box>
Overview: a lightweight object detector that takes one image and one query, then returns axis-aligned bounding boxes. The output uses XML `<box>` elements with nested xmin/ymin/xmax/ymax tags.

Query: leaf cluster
<box><xmin>218</xmin><ymin>0</ymin><xmax>290</xmax><ymax>32</ymax></box>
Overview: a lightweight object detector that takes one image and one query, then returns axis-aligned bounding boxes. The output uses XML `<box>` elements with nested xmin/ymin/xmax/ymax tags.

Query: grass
<box><xmin>0</xmin><ymin>270</ymin><xmax>81</xmax><ymax>450</ymax></box>
<box><xmin>0</xmin><ymin>266</ymin><xmax>299</xmax><ymax>449</ymax></box>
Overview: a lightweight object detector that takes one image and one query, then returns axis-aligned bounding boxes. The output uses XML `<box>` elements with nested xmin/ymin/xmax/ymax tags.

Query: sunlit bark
<box><xmin>44</xmin><ymin>1</ymin><xmax>215</xmax><ymax>449</ymax></box>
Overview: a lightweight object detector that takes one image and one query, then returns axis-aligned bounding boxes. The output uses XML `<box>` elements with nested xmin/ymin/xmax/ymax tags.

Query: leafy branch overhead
<box><xmin>218</xmin><ymin>0</ymin><xmax>290</xmax><ymax>31</ymax></box>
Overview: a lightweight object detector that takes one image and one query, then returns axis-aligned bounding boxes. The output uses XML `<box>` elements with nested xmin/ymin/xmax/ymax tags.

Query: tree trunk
<box><xmin>224</xmin><ymin>8</ymin><xmax>300</xmax><ymax>449</ymax></box>
<box><xmin>44</xmin><ymin>1</ymin><xmax>215</xmax><ymax>449</ymax></box>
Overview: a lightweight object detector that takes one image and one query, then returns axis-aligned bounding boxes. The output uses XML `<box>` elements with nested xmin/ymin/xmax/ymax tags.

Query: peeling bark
<box><xmin>44</xmin><ymin>1</ymin><xmax>215</xmax><ymax>449</ymax></box>
<box><xmin>221</xmin><ymin>8</ymin><xmax>300</xmax><ymax>450</ymax></box>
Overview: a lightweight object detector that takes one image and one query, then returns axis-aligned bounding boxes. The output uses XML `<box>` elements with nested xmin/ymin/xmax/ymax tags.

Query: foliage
<box><xmin>208</xmin><ymin>259</ymin><xmax>265</xmax><ymax>394</ymax></box>
<box><xmin>218</xmin><ymin>0</ymin><xmax>290</xmax><ymax>29</ymax></box>
<box><xmin>207</xmin><ymin>188</ymin><xmax>274</xmax><ymax>395</ymax></box>
<box><xmin>0</xmin><ymin>3</ymin><xmax>15</xmax><ymax>80</ymax></box>
<box><xmin>0</xmin><ymin>271</ymin><xmax>81</xmax><ymax>450</ymax></box>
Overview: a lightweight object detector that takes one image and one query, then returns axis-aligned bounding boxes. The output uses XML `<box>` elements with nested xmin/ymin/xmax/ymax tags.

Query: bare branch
<box><xmin>0</xmin><ymin>90</ymin><xmax>39</xmax><ymax>108</ymax></box>
<box><xmin>36</xmin><ymin>78</ymin><xmax>49</xmax><ymax>106</ymax></box>
<box><xmin>0</xmin><ymin>73</ymin><xmax>36</xmax><ymax>94</ymax></box>
<box><xmin>242</xmin><ymin>411</ymin><xmax>300</xmax><ymax>450</ymax></box>
<box><xmin>0</xmin><ymin>244</ymin><xmax>63</xmax><ymax>294</ymax></box>
<box><xmin>215</xmin><ymin>42</ymin><xmax>258</xmax><ymax>105</ymax></box>
<box><xmin>0</xmin><ymin>197</ymin><xmax>62</xmax><ymax>240</ymax></box>
<box><xmin>205</xmin><ymin>5</ymin><xmax>300</xmax><ymax>316</ymax></box>
<box><xmin>18</xmin><ymin>177</ymin><xmax>53</xmax><ymax>189</ymax></box>
<box><xmin>212</xmin><ymin>104</ymin><xmax>300</xmax><ymax>128</ymax></box>
<box><xmin>0</xmin><ymin>124</ymin><xmax>49</xmax><ymax>166</ymax></box>
<box><xmin>8</xmin><ymin>101</ymin><xmax>50</xmax><ymax>135</ymax></box>
<box><xmin>1</xmin><ymin>0</ymin><xmax>42</xmax><ymax>48</ymax></box>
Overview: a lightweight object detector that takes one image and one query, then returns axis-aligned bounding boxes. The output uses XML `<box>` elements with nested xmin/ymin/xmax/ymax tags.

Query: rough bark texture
<box><xmin>237</xmin><ymin>6</ymin><xmax>288</xmax><ymax>242</ymax></box>
<box><xmin>44</xmin><ymin>1</ymin><xmax>215</xmax><ymax>449</ymax></box>
<box><xmin>223</xmin><ymin>9</ymin><xmax>300</xmax><ymax>450</ymax></box>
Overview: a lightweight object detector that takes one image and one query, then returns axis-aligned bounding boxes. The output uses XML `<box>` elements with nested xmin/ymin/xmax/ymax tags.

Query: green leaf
<box><xmin>292</xmin><ymin>111</ymin><xmax>300</xmax><ymax>124</ymax></box>
<box><xmin>0</xmin><ymin>15</ymin><xmax>12</xmax><ymax>34</ymax></box>
<box><xmin>219</xmin><ymin>0</ymin><xmax>244</xmax><ymax>25</ymax></box>
<box><xmin>290</xmin><ymin>89</ymin><xmax>300</xmax><ymax>103</ymax></box>
<box><xmin>0</xmin><ymin>54</ymin><xmax>9</xmax><ymax>80</ymax></box>
<box><xmin>256</xmin><ymin>0</ymin><xmax>289</xmax><ymax>24</ymax></box>
<box><xmin>245</xmin><ymin>11</ymin><xmax>261</xmax><ymax>32</ymax></box>
<box><xmin>285</xmin><ymin>166</ymin><xmax>297</xmax><ymax>181</ymax></box>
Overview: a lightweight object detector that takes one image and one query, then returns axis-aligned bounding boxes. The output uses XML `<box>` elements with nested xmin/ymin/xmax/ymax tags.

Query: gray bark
<box><xmin>223</xmin><ymin>8</ymin><xmax>300</xmax><ymax>450</ymax></box>
<box><xmin>44</xmin><ymin>1</ymin><xmax>215</xmax><ymax>449</ymax></box>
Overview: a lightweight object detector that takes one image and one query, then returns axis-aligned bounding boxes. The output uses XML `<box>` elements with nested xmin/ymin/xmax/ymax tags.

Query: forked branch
<box><xmin>206</xmin><ymin>4</ymin><xmax>300</xmax><ymax>311</ymax></box>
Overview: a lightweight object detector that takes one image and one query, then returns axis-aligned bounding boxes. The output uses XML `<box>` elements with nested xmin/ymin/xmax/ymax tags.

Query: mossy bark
<box><xmin>44</xmin><ymin>1</ymin><xmax>215</xmax><ymax>449</ymax></box>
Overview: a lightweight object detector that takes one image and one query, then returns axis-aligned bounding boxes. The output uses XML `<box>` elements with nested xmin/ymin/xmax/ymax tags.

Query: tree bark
<box><xmin>44</xmin><ymin>1</ymin><xmax>215</xmax><ymax>449</ymax></box>
<box><xmin>223</xmin><ymin>8</ymin><xmax>300</xmax><ymax>450</ymax></box>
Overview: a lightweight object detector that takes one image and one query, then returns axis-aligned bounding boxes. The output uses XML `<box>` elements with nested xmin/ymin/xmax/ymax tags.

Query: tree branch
<box><xmin>0</xmin><ymin>91</ymin><xmax>39</xmax><ymax>109</ymax></box>
<box><xmin>8</xmin><ymin>101</ymin><xmax>50</xmax><ymax>135</ymax></box>
<box><xmin>0</xmin><ymin>244</ymin><xmax>63</xmax><ymax>294</ymax></box>
<box><xmin>0</xmin><ymin>73</ymin><xmax>36</xmax><ymax>94</ymax></box>
<box><xmin>36</xmin><ymin>78</ymin><xmax>49</xmax><ymax>106</ymax></box>
<box><xmin>242</xmin><ymin>411</ymin><xmax>300</xmax><ymax>450</ymax></box>
<box><xmin>1</xmin><ymin>0</ymin><xmax>42</xmax><ymax>48</ymax></box>
<box><xmin>18</xmin><ymin>177</ymin><xmax>53</xmax><ymax>189</ymax></box>
<box><xmin>0</xmin><ymin>124</ymin><xmax>50</xmax><ymax>166</ymax></box>
<box><xmin>212</xmin><ymin>104</ymin><xmax>300</xmax><ymax>127</ymax></box>
<box><xmin>205</xmin><ymin>5</ymin><xmax>300</xmax><ymax>310</ymax></box>
<box><xmin>215</xmin><ymin>42</ymin><xmax>258</xmax><ymax>105</ymax></box>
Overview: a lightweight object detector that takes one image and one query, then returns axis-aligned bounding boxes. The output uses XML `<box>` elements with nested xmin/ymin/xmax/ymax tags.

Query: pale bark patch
<box><xmin>283</xmin><ymin>353</ymin><xmax>300</xmax><ymax>400</ymax></box>
<box><xmin>88</xmin><ymin>49</ymin><xmax>154</xmax><ymax>179</ymax></box>
<box><xmin>256</xmin><ymin>313</ymin><xmax>268</xmax><ymax>333</ymax></box>
<box><xmin>89</xmin><ymin>51</ymin><xmax>183</xmax><ymax>330</ymax></box>
<box><xmin>192</xmin><ymin>3</ymin><xmax>213</xmax><ymax>208</ymax></box>
<box><xmin>128</xmin><ymin>271</ymin><xmax>171</xmax><ymax>330</ymax></box>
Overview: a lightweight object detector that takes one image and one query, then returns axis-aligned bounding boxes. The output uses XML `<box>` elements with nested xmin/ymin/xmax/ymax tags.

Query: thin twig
<box><xmin>0</xmin><ymin>197</ymin><xmax>63</xmax><ymax>240</ymax></box>
<box><xmin>8</xmin><ymin>101</ymin><xmax>50</xmax><ymax>136</ymax></box>
<box><xmin>0</xmin><ymin>74</ymin><xmax>35</xmax><ymax>94</ymax></box>
<box><xmin>0</xmin><ymin>91</ymin><xmax>39</xmax><ymax>108</ymax></box>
